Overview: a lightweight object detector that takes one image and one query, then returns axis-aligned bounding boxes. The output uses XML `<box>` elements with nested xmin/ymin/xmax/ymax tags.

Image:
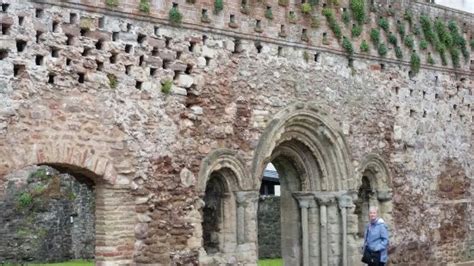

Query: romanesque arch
<box><xmin>355</xmin><ymin>154</ymin><xmax>393</xmax><ymax>237</ymax></box>
<box><xmin>252</xmin><ymin>102</ymin><xmax>357</xmax><ymax>266</ymax></box>
<box><xmin>0</xmin><ymin>143</ymin><xmax>135</xmax><ymax>265</ymax></box>
<box><xmin>196</xmin><ymin>149</ymin><xmax>256</xmax><ymax>264</ymax></box>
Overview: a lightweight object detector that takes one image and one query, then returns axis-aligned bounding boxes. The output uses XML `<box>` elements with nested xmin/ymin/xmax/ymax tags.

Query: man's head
<box><xmin>369</xmin><ymin>206</ymin><xmax>378</xmax><ymax>223</ymax></box>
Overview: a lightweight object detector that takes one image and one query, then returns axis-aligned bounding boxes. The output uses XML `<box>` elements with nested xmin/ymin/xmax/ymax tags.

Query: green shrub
<box><xmin>397</xmin><ymin>22</ymin><xmax>405</xmax><ymax>39</ymax></box>
<box><xmin>448</xmin><ymin>20</ymin><xmax>469</xmax><ymax>60</ymax></box>
<box><xmin>18</xmin><ymin>192</ymin><xmax>33</xmax><ymax>209</ymax></box>
<box><xmin>359</xmin><ymin>40</ymin><xmax>369</xmax><ymax>53</ymax></box>
<box><xmin>395</xmin><ymin>46</ymin><xmax>403</xmax><ymax>59</ymax></box>
<box><xmin>420</xmin><ymin>15</ymin><xmax>436</xmax><ymax>44</ymax></box>
<box><xmin>342</xmin><ymin>10</ymin><xmax>350</xmax><ymax>25</ymax></box>
<box><xmin>435</xmin><ymin>19</ymin><xmax>453</xmax><ymax>47</ymax></box>
<box><xmin>410</xmin><ymin>51</ymin><xmax>420</xmax><ymax>74</ymax></box>
<box><xmin>169</xmin><ymin>6</ymin><xmax>182</xmax><ymax>25</ymax></box>
<box><xmin>310</xmin><ymin>16</ymin><xmax>320</xmax><ymax>28</ymax></box>
<box><xmin>107</xmin><ymin>74</ymin><xmax>118</xmax><ymax>89</ymax></box>
<box><xmin>360</xmin><ymin>40</ymin><xmax>369</xmax><ymax>52</ymax></box>
<box><xmin>322</xmin><ymin>8</ymin><xmax>342</xmax><ymax>40</ymax></box>
<box><xmin>450</xmin><ymin>47</ymin><xmax>460</xmax><ymax>68</ymax></box>
<box><xmin>404</xmin><ymin>35</ymin><xmax>414</xmax><ymax>48</ymax></box>
<box><xmin>106</xmin><ymin>0</ymin><xmax>119</xmax><ymax>7</ymax></box>
<box><xmin>161</xmin><ymin>80</ymin><xmax>172</xmax><ymax>94</ymax></box>
<box><xmin>29</xmin><ymin>168</ymin><xmax>49</xmax><ymax>181</ymax></box>
<box><xmin>301</xmin><ymin>3</ymin><xmax>312</xmax><ymax>14</ymax></box>
<box><xmin>378</xmin><ymin>17</ymin><xmax>389</xmax><ymax>32</ymax></box>
<box><xmin>288</xmin><ymin>11</ymin><xmax>297</xmax><ymax>22</ymax></box>
<box><xmin>404</xmin><ymin>10</ymin><xmax>413</xmax><ymax>26</ymax></box>
<box><xmin>342</xmin><ymin>36</ymin><xmax>354</xmax><ymax>55</ymax></box>
<box><xmin>412</xmin><ymin>25</ymin><xmax>421</xmax><ymax>36</ymax></box>
<box><xmin>265</xmin><ymin>8</ymin><xmax>273</xmax><ymax>20</ymax></box>
<box><xmin>419</xmin><ymin>39</ymin><xmax>428</xmax><ymax>50</ymax></box>
<box><xmin>214</xmin><ymin>0</ymin><xmax>223</xmax><ymax>14</ymax></box>
<box><xmin>351</xmin><ymin>24</ymin><xmax>362</xmax><ymax>38</ymax></box>
<box><xmin>378</xmin><ymin>43</ymin><xmax>387</xmax><ymax>56</ymax></box>
<box><xmin>139</xmin><ymin>0</ymin><xmax>150</xmax><ymax>13</ymax></box>
<box><xmin>388</xmin><ymin>32</ymin><xmax>397</xmax><ymax>46</ymax></box>
<box><xmin>427</xmin><ymin>53</ymin><xmax>435</xmax><ymax>65</ymax></box>
<box><xmin>350</xmin><ymin>0</ymin><xmax>365</xmax><ymax>24</ymax></box>
<box><xmin>370</xmin><ymin>28</ymin><xmax>380</xmax><ymax>46</ymax></box>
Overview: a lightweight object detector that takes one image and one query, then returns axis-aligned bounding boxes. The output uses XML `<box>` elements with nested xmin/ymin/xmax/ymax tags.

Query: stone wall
<box><xmin>0</xmin><ymin>0</ymin><xmax>472</xmax><ymax>264</ymax></box>
<box><xmin>257</xmin><ymin>196</ymin><xmax>281</xmax><ymax>259</ymax></box>
<box><xmin>0</xmin><ymin>166</ymin><xmax>95</xmax><ymax>263</ymax></box>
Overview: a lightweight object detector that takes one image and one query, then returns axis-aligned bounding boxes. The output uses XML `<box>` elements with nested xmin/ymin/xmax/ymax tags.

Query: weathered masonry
<box><xmin>0</xmin><ymin>0</ymin><xmax>472</xmax><ymax>265</ymax></box>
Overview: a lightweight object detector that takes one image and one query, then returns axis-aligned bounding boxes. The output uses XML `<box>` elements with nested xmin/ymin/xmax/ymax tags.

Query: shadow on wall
<box><xmin>0</xmin><ymin>165</ymin><xmax>95</xmax><ymax>263</ymax></box>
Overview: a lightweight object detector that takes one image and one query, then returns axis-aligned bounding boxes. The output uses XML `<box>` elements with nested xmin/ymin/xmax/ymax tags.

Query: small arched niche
<box><xmin>355</xmin><ymin>154</ymin><xmax>392</xmax><ymax>237</ymax></box>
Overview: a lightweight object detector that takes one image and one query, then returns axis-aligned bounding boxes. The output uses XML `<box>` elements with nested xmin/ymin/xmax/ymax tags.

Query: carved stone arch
<box><xmin>197</xmin><ymin>148</ymin><xmax>250</xmax><ymax>193</ymax></box>
<box><xmin>0</xmin><ymin>142</ymin><xmax>125</xmax><ymax>187</ymax></box>
<box><xmin>357</xmin><ymin>153</ymin><xmax>392</xmax><ymax>192</ymax></box>
<box><xmin>252</xmin><ymin>101</ymin><xmax>355</xmax><ymax>191</ymax></box>
<box><xmin>0</xmin><ymin>142</ymin><xmax>135</xmax><ymax>264</ymax></box>
<box><xmin>197</xmin><ymin>149</ymin><xmax>252</xmax><ymax>264</ymax></box>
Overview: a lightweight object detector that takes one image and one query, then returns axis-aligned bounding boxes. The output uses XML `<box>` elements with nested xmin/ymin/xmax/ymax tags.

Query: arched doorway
<box><xmin>0</xmin><ymin>145</ymin><xmax>135</xmax><ymax>265</ymax></box>
<box><xmin>252</xmin><ymin>102</ymin><xmax>356</xmax><ymax>266</ymax></box>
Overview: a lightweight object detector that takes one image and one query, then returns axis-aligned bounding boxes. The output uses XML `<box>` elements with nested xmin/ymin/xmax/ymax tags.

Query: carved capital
<box><xmin>235</xmin><ymin>191</ymin><xmax>259</xmax><ymax>206</ymax></box>
<box><xmin>293</xmin><ymin>192</ymin><xmax>316</xmax><ymax>209</ymax></box>
<box><xmin>376</xmin><ymin>189</ymin><xmax>392</xmax><ymax>202</ymax></box>
<box><xmin>338</xmin><ymin>194</ymin><xmax>355</xmax><ymax>209</ymax></box>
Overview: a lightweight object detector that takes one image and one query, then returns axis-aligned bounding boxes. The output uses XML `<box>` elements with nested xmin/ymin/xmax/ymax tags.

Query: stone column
<box><xmin>294</xmin><ymin>193</ymin><xmax>316</xmax><ymax>266</ymax></box>
<box><xmin>315</xmin><ymin>195</ymin><xmax>335</xmax><ymax>266</ymax></box>
<box><xmin>338</xmin><ymin>194</ymin><xmax>355</xmax><ymax>266</ymax></box>
<box><xmin>235</xmin><ymin>191</ymin><xmax>259</xmax><ymax>245</ymax></box>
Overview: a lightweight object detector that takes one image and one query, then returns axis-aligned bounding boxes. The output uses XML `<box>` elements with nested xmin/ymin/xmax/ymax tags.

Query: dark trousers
<box><xmin>368</xmin><ymin>263</ymin><xmax>385</xmax><ymax>266</ymax></box>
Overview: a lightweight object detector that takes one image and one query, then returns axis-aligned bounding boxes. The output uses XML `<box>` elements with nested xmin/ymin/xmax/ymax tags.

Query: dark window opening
<box><xmin>150</xmin><ymin>67</ymin><xmax>157</xmax><ymax>76</ymax></box>
<box><xmin>98</xmin><ymin>17</ymin><xmax>105</xmax><ymax>28</ymax></box>
<box><xmin>2</xmin><ymin>23</ymin><xmax>11</xmax><ymax>35</ymax></box>
<box><xmin>95</xmin><ymin>40</ymin><xmax>103</xmax><ymax>50</ymax></box>
<box><xmin>125</xmin><ymin>65</ymin><xmax>131</xmax><ymax>75</ymax></box>
<box><xmin>51</xmin><ymin>47</ymin><xmax>60</xmax><ymax>58</ymax></box>
<box><xmin>78</xmin><ymin>72</ymin><xmax>85</xmax><ymax>83</ymax></box>
<box><xmin>0</xmin><ymin>49</ymin><xmax>8</xmax><ymax>60</ymax></box>
<box><xmin>18</xmin><ymin>16</ymin><xmax>24</xmax><ymax>26</ymax></box>
<box><xmin>112</xmin><ymin>32</ymin><xmax>119</xmax><ymax>41</ymax></box>
<box><xmin>48</xmin><ymin>73</ymin><xmax>55</xmax><ymax>84</ymax></box>
<box><xmin>35</xmin><ymin>55</ymin><xmax>44</xmax><ymax>65</ymax></box>
<box><xmin>185</xmin><ymin>64</ymin><xmax>193</xmax><ymax>74</ymax></box>
<box><xmin>66</xmin><ymin>34</ymin><xmax>74</xmax><ymax>45</ymax></box>
<box><xmin>2</xmin><ymin>3</ymin><xmax>9</xmax><ymax>12</ymax></box>
<box><xmin>151</xmin><ymin>47</ymin><xmax>158</xmax><ymax>56</ymax></box>
<box><xmin>70</xmin><ymin>13</ymin><xmax>77</xmax><ymax>24</ymax></box>
<box><xmin>137</xmin><ymin>33</ymin><xmax>146</xmax><ymax>44</ymax></box>
<box><xmin>135</xmin><ymin>80</ymin><xmax>142</xmax><ymax>89</ymax></box>
<box><xmin>16</xmin><ymin>40</ymin><xmax>26</xmax><ymax>52</ymax></box>
<box><xmin>139</xmin><ymin>55</ymin><xmax>144</xmax><ymax>66</ymax></box>
<box><xmin>52</xmin><ymin>21</ymin><xmax>59</xmax><ymax>32</ymax></box>
<box><xmin>13</xmin><ymin>64</ymin><xmax>25</xmax><ymax>77</ymax></box>
<box><xmin>96</xmin><ymin>60</ymin><xmax>103</xmax><ymax>71</ymax></box>
<box><xmin>66</xmin><ymin>58</ymin><xmax>72</xmax><ymax>66</ymax></box>
<box><xmin>36</xmin><ymin>31</ymin><xmax>43</xmax><ymax>43</ymax></box>
<box><xmin>110</xmin><ymin>53</ymin><xmax>117</xmax><ymax>63</ymax></box>
<box><xmin>125</xmin><ymin>44</ymin><xmax>132</xmax><ymax>53</ymax></box>
<box><xmin>36</xmin><ymin>9</ymin><xmax>43</xmax><ymax>18</ymax></box>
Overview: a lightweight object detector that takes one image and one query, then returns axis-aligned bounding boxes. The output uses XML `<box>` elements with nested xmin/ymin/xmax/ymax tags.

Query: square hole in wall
<box><xmin>18</xmin><ymin>16</ymin><xmax>24</xmax><ymax>26</ymax></box>
<box><xmin>125</xmin><ymin>64</ymin><xmax>131</xmax><ymax>75</ymax></box>
<box><xmin>135</xmin><ymin>80</ymin><xmax>142</xmax><ymax>89</ymax></box>
<box><xmin>78</xmin><ymin>72</ymin><xmax>85</xmax><ymax>83</ymax></box>
<box><xmin>2</xmin><ymin>23</ymin><xmax>11</xmax><ymax>35</ymax></box>
<box><xmin>36</xmin><ymin>31</ymin><xmax>42</xmax><ymax>43</ymax></box>
<box><xmin>173</xmin><ymin>70</ymin><xmax>181</xmax><ymax>80</ymax></box>
<box><xmin>112</xmin><ymin>32</ymin><xmax>119</xmax><ymax>41</ymax></box>
<box><xmin>137</xmin><ymin>33</ymin><xmax>146</xmax><ymax>44</ymax></box>
<box><xmin>125</xmin><ymin>44</ymin><xmax>132</xmax><ymax>53</ymax></box>
<box><xmin>0</xmin><ymin>49</ymin><xmax>8</xmax><ymax>60</ymax></box>
<box><xmin>36</xmin><ymin>8</ymin><xmax>43</xmax><ymax>18</ymax></box>
<box><xmin>51</xmin><ymin>47</ymin><xmax>60</xmax><ymax>57</ymax></box>
<box><xmin>139</xmin><ymin>55</ymin><xmax>144</xmax><ymax>66</ymax></box>
<box><xmin>48</xmin><ymin>73</ymin><xmax>55</xmax><ymax>84</ymax></box>
<box><xmin>52</xmin><ymin>21</ymin><xmax>59</xmax><ymax>32</ymax></box>
<box><xmin>66</xmin><ymin>34</ymin><xmax>74</xmax><ymax>45</ymax></box>
<box><xmin>98</xmin><ymin>17</ymin><xmax>105</xmax><ymax>28</ymax></box>
<box><xmin>16</xmin><ymin>40</ymin><xmax>26</xmax><ymax>52</ymax></box>
<box><xmin>126</xmin><ymin>23</ymin><xmax>132</xmax><ymax>32</ymax></box>
<box><xmin>204</xmin><ymin>56</ymin><xmax>211</xmax><ymax>66</ymax></box>
<box><xmin>35</xmin><ymin>55</ymin><xmax>44</xmax><ymax>65</ymax></box>
<box><xmin>154</xmin><ymin>26</ymin><xmax>159</xmax><ymax>36</ymax></box>
<box><xmin>165</xmin><ymin>37</ymin><xmax>172</xmax><ymax>48</ymax></box>
<box><xmin>189</xmin><ymin>41</ymin><xmax>195</xmax><ymax>52</ymax></box>
<box><xmin>2</xmin><ymin>3</ymin><xmax>9</xmax><ymax>12</ymax></box>
<box><xmin>151</xmin><ymin>47</ymin><xmax>158</xmax><ymax>56</ymax></box>
<box><xmin>96</xmin><ymin>60</ymin><xmax>103</xmax><ymax>71</ymax></box>
<box><xmin>162</xmin><ymin>59</ymin><xmax>170</xmax><ymax>69</ymax></box>
<box><xmin>80</xmin><ymin>28</ymin><xmax>88</xmax><ymax>36</ymax></box>
<box><xmin>150</xmin><ymin>67</ymin><xmax>157</xmax><ymax>76</ymax></box>
<box><xmin>277</xmin><ymin>46</ymin><xmax>282</xmax><ymax>57</ymax></box>
<box><xmin>95</xmin><ymin>39</ymin><xmax>103</xmax><ymax>50</ymax></box>
<box><xmin>70</xmin><ymin>13</ymin><xmax>77</xmax><ymax>24</ymax></box>
<box><xmin>110</xmin><ymin>53</ymin><xmax>117</xmax><ymax>63</ymax></box>
<box><xmin>185</xmin><ymin>64</ymin><xmax>193</xmax><ymax>74</ymax></box>
<box><xmin>82</xmin><ymin>47</ymin><xmax>91</xmax><ymax>56</ymax></box>
<box><xmin>66</xmin><ymin>58</ymin><xmax>72</xmax><ymax>66</ymax></box>
<box><xmin>13</xmin><ymin>64</ymin><xmax>25</xmax><ymax>77</ymax></box>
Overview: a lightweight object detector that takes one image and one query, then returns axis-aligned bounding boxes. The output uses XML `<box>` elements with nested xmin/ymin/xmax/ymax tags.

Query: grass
<box><xmin>27</xmin><ymin>260</ymin><xmax>94</xmax><ymax>266</ymax></box>
<box><xmin>22</xmin><ymin>259</ymin><xmax>281</xmax><ymax>266</ymax></box>
<box><xmin>258</xmin><ymin>258</ymin><xmax>283</xmax><ymax>266</ymax></box>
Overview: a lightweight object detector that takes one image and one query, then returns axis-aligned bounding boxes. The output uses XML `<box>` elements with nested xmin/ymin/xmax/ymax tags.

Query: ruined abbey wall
<box><xmin>0</xmin><ymin>0</ymin><xmax>472</xmax><ymax>265</ymax></box>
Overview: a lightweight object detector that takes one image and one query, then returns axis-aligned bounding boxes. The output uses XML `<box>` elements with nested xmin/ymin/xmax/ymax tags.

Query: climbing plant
<box><xmin>360</xmin><ymin>40</ymin><xmax>369</xmax><ymax>52</ymax></box>
<box><xmin>301</xmin><ymin>3</ymin><xmax>312</xmax><ymax>14</ymax></box>
<box><xmin>352</xmin><ymin>24</ymin><xmax>362</xmax><ymax>38</ymax></box>
<box><xmin>214</xmin><ymin>0</ymin><xmax>223</xmax><ymax>14</ymax></box>
<box><xmin>404</xmin><ymin>35</ymin><xmax>414</xmax><ymax>49</ymax></box>
<box><xmin>139</xmin><ymin>0</ymin><xmax>150</xmax><ymax>13</ymax></box>
<box><xmin>350</xmin><ymin>0</ymin><xmax>365</xmax><ymax>25</ymax></box>
<box><xmin>322</xmin><ymin>8</ymin><xmax>342</xmax><ymax>40</ymax></box>
<box><xmin>404</xmin><ymin>10</ymin><xmax>413</xmax><ymax>27</ymax></box>
<box><xmin>342</xmin><ymin>36</ymin><xmax>354</xmax><ymax>55</ymax></box>
<box><xmin>370</xmin><ymin>28</ymin><xmax>380</xmax><ymax>46</ymax></box>
<box><xmin>388</xmin><ymin>32</ymin><xmax>397</xmax><ymax>46</ymax></box>
<box><xmin>395</xmin><ymin>46</ymin><xmax>403</xmax><ymax>59</ymax></box>
<box><xmin>342</xmin><ymin>9</ymin><xmax>350</xmax><ymax>25</ymax></box>
<box><xmin>419</xmin><ymin>39</ymin><xmax>428</xmax><ymax>50</ymax></box>
<box><xmin>169</xmin><ymin>5</ymin><xmax>182</xmax><ymax>25</ymax></box>
<box><xmin>378</xmin><ymin>42</ymin><xmax>387</xmax><ymax>56</ymax></box>
<box><xmin>410</xmin><ymin>51</ymin><xmax>420</xmax><ymax>75</ymax></box>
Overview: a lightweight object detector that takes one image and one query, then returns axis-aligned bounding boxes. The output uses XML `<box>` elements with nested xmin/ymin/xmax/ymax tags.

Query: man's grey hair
<box><xmin>369</xmin><ymin>206</ymin><xmax>379</xmax><ymax>213</ymax></box>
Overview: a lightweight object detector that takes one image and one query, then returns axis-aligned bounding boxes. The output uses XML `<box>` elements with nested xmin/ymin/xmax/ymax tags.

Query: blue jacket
<box><xmin>364</xmin><ymin>218</ymin><xmax>389</xmax><ymax>263</ymax></box>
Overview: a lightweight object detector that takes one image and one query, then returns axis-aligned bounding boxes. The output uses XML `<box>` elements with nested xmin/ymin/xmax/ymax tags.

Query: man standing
<box><xmin>362</xmin><ymin>206</ymin><xmax>389</xmax><ymax>266</ymax></box>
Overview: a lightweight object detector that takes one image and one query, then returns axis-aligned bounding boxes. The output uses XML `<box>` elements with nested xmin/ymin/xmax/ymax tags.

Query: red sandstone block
<box><xmin>146</xmin><ymin>56</ymin><xmax>163</xmax><ymax>68</ymax></box>
<box><xmin>147</xmin><ymin>37</ymin><xmax>166</xmax><ymax>49</ymax></box>
<box><xmin>370</xmin><ymin>64</ymin><xmax>381</xmax><ymax>71</ymax></box>
<box><xmin>0</xmin><ymin>15</ymin><xmax>13</xmax><ymax>25</ymax></box>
